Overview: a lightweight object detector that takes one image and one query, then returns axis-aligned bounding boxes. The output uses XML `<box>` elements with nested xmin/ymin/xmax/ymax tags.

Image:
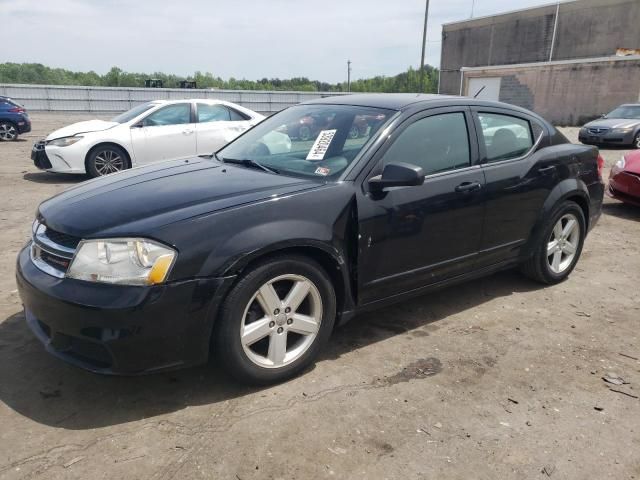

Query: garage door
<box><xmin>467</xmin><ymin>77</ymin><xmax>501</xmax><ymax>101</ymax></box>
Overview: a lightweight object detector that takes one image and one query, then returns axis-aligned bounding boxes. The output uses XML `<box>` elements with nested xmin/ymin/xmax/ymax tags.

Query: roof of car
<box><xmin>303</xmin><ymin>93</ymin><xmax>549</xmax><ymax>121</ymax></box>
<box><xmin>303</xmin><ymin>93</ymin><xmax>460</xmax><ymax>110</ymax></box>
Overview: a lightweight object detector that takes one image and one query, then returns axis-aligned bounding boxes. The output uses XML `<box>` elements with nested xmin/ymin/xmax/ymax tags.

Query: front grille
<box><xmin>43</xmin><ymin>227</ymin><xmax>80</xmax><ymax>249</ymax></box>
<box><xmin>588</xmin><ymin>127</ymin><xmax>609</xmax><ymax>135</ymax></box>
<box><xmin>31</xmin><ymin>220</ymin><xmax>78</xmax><ymax>278</ymax></box>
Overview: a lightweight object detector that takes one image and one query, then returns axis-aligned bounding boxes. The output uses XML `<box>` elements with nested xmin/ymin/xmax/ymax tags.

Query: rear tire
<box><xmin>0</xmin><ymin>121</ymin><xmax>18</xmax><ymax>141</ymax></box>
<box><xmin>214</xmin><ymin>255</ymin><xmax>336</xmax><ymax>385</ymax></box>
<box><xmin>86</xmin><ymin>144</ymin><xmax>129</xmax><ymax>177</ymax></box>
<box><xmin>520</xmin><ymin>201</ymin><xmax>585</xmax><ymax>284</ymax></box>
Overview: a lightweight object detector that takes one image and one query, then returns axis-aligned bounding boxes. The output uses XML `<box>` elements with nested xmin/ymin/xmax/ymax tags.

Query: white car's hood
<box><xmin>46</xmin><ymin>120</ymin><xmax>119</xmax><ymax>141</ymax></box>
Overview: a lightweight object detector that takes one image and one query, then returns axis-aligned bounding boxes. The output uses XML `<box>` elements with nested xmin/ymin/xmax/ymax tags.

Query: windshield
<box><xmin>605</xmin><ymin>105</ymin><xmax>640</xmax><ymax>119</ymax></box>
<box><xmin>217</xmin><ymin>104</ymin><xmax>394</xmax><ymax>180</ymax></box>
<box><xmin>111</xmin><ymin>102</ymin><xmax>157</xmax><ymax>123</ymax></box>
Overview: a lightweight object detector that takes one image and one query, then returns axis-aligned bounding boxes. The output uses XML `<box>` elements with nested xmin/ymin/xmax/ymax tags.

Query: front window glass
<box><xmin>111</xmin><ymin>102</ymin><xmax>156</xmax><ymax>123</ymax></box>
<box><xmin>142</xmin><ymin>103</ymin><xmax>191</xmax><ymax>126</ymax></box>
<box><xmin>606</xmin><ymin>105</ymin><xmax>640</xmax><ymax>119</ymax></box>
<box><xmin>382</xmin><ymin>112</ymin><xmax>470</xmax><ymax>175</ymax></box>
<box><xmin>217</xmin><ymin>104</ymin><xmax>393</xmax><ymax>180</ymax></box>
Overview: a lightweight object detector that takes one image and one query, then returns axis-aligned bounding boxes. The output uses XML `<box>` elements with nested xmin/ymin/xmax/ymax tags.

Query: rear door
<box><xmin>356</xmin><ymin>107</ymin><xmax>487</xmax><ymax>304</ymax></box>
<box><xmin>195</xmin><ymin>103</ymin><xmax>252</xmax><ymax>155</ymax></box>
<box><xmin>471</xmin><ymin>107</ymin><xmax>557</xmax><ymax>267</ymax></box>
<box><xmin>130</xmin><ymin>103</ymin><xmax>196</xmax><ymax>164</ymax></box>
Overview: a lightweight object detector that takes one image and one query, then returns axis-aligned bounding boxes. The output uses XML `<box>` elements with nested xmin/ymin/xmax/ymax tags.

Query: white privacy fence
<box><xmin>0</xmin><ymin>84</ymin><xmax>350</xmax><ymax>114</ymax></box>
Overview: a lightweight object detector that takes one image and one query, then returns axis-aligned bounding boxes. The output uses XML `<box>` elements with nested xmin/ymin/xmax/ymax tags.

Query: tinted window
<box><xmin>382</xmin><ymin>112</ymin><xmax>471</xmax><ymax>176</ymax></box>
<box><xmin>143</xmin><ymin>104</ymin><xmax>191</xmax><ymax>126</ymax></box>
<box><xmin>606</xmin><ymin>105</ymin><xmax>640</xmax><ymax>119</ymax></box>
<box><xmin>478</xmin><ymin>113</ymin><xmax>533</xmax><ymax>162</ymax></box>
<box><xmin>197</xmin><ymin>104</ymin><xmax>231</xmax><ymax>123</ymax></box>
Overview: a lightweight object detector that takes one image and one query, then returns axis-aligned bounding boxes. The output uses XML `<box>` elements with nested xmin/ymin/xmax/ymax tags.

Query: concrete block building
<box><xmin>438</xmin><ymin>0</ymin><xmax>640</xmax><ymax>125</ymax></box>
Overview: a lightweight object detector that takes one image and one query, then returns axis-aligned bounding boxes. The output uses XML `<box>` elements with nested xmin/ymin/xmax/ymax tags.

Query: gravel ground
<box><xmin>0</xmin><ymin>113</ymin><xmax>639</xmax><ymax>480</ymax></box>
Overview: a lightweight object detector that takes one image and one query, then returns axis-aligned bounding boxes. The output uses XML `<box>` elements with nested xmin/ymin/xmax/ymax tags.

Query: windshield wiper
<box><xmin>220</xmin><ymin>157</ymin><xmax>279</xmax><ymax>174</ymax></box>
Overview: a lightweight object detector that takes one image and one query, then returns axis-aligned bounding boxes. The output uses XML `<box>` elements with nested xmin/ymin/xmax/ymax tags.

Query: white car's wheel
<box><xmin>86</xmin><ymin>145</ymin><xmax>129</xmax><ymax>177</ymax></box>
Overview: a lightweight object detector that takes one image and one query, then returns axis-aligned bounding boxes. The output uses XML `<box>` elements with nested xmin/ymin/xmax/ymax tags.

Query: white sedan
<box><xmin>31</xmin><ymin>99</ymin><xmax>291</xmax><ymax>177</ymax></box>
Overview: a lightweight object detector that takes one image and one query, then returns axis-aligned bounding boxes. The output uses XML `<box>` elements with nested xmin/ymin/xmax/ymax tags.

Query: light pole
<box><xmin>347</xmin><ymin>60</ymin><xmax>352</xmax><ymax>92</ymax></box>
<box><xmin>419</xmin><ymin>0</ymin><xmax>430</xmax><ymax>92</ymax></box>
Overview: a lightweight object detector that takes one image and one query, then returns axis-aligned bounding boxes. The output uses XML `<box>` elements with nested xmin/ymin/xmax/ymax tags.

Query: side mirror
<box><xmin>368</xmin><ymin>162</ymin><xmax>425</xmax><ymax>192</ymax></box>
<box><xmin>600</xmin><ymin>113</ymin><xmax>606</xmax><ymax>118</ymax></box>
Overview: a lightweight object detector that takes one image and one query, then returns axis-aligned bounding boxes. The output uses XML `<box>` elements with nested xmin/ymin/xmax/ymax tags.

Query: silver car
<box><xmin>579</xmin><ymin>104</ymin><xmax>640</xmax><ymax>149</ymax></box>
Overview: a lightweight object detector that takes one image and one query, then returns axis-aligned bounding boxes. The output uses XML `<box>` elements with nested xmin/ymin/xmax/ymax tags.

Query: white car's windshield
<box><xmin>605</xmin><ymin>105</ymin><xmax>640</xmax><ymax>119</ymax></box>
<box><xmin>217</xmin><ymin>104</ymin><xmax>394</xmax><ymax>180</ymax></box>
<box><xmin>111</xmin><ymin>102</ymin><xmax>157</xmax><ymax>123</ymax></box>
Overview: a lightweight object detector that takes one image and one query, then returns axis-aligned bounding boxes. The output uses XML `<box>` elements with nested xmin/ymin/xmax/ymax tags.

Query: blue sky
<box><xmin>1</xmin><ymin>0</ymin><xmax>558</xmax><ymax>82</ymax></box>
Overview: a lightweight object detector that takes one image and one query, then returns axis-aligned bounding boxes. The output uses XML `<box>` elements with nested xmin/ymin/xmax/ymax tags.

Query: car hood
<box><xmin>623</xmin><ymin>150</ymin><xmax>640</xmax><ymax>174</ymax></box>
<box><xmin>45</xmin><ymin>120</ymin><xmax>120</xmax><ymax>140</ymax></box>
<box><xmin>38</xmin><ymin>158</ymin><xmax>321</xmax><ymax>238</ymax></box>
<box><xmin>583</xmin><ymin>118</ymin><xmax>640</xmax><ymax>129</ymax></box>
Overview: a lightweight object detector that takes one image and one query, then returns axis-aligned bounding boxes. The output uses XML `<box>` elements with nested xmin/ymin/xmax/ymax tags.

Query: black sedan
<box><xmin>16</xmin><ymin>94</ymin><xmax>604</xmax><ymax>384</ymax></box>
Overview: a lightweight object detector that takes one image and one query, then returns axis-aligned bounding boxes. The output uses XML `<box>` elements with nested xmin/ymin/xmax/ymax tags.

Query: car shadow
<box><xmin>23</xmin><ymin>172</ymin><xmax>87</xmax><ymax>184</ymax></box>
<box><xmin>602</xmin><ymin>201</ymin><xmax>640</xmax><ymax>220</ymax></box>
<box><xmin>0</xmin><ymin>270</ymin><xmax>543</xmax><ymax>430</ymax></box>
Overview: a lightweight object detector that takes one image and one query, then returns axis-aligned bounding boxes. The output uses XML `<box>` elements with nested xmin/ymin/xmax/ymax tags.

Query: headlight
<box><xmin>615</xmin><ymin>156</ymin><xmax>626</xmax><ymax>170</ymax></box>
<box><xmin>611</xmin><ymin>127</ymin><xmax>633</xmax><ymax>134</ymax></box>
<box><xmin>47</xmin><ymin>136</ymin><xmax>84</xmax><ymax>147</ymax></box>
<box><xmin>66</xmin><ymin>238</ymin><xmax>176</xmax><ymax>285</ymax></box>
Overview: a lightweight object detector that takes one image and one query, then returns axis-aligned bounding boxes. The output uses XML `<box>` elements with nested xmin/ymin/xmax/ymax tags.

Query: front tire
<box><xmin>520</xmin><ymin>201</ymin><xmax>585</xmax><ymax>284</ymax></box>
<box><xmin>215</xmin><ymin>255</ymin><xmax>336</xmax><ymax>385</ymax></box>
<box><xmin>86</xmin><ymin>144</ymin><xmax>129</xmax><ymax>177</ymax></box>
<box><xmin>633</xmin><ymin>132</ymin><xmax>640</xmax><ymax>149</ymax></box>
<box><xmin>0</xmin><ymin>121</ymin><xmax>18</xmax><ymax>141</ymax></box>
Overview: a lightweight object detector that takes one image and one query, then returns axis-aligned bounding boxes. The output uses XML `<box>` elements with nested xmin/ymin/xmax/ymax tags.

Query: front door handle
<box><xmin>182</xmin><ymin>128</ymin><xmax>194</xmax><ymax>135</ymax></box>
<box><xmin>455</xmin><ymin>181</ymin><xmax>482</xmax><ymax>193</ymax></box>
<box><xmin>538</xmin><ymin>165</ymin><xmax>556</xmax><ymax>174</ymax></box>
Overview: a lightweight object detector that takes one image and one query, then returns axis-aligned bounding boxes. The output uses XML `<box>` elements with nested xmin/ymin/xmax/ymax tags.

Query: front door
<box><xmin>357</xmin><ymin>108</ymin><xmax>486</xmax><ymax>305</ymax></box>
<box><xmin>130</xmin><ymin>103</ymin><xmax>196</xmax><ymax>165</ymax></box>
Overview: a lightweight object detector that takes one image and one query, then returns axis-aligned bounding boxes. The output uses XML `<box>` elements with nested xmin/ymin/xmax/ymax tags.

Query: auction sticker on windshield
<box><xmin>306</xmin><ymin>129</ymin><xmax>337</xmax><ymax>161</ymax></box>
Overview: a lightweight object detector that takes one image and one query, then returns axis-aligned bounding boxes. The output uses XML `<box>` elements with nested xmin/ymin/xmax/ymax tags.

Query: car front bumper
<box><xmin>16</xmin><ymin>244</ymin><xmax>235</xmax><ymax>375</ymax></box>
<box><xmin>30</xmin><ymin>140</ymin><xmax>88</xmax><ymax>174</ymax></box>
<box><xmin>608</xmin><ymin>169</ymin><xmax>640</xmax><ymax>206</ymax></box>
<box><xmin>579</xmin><ymin>129</ymin><xmax>636</xmax><ymax>146</ymax></box>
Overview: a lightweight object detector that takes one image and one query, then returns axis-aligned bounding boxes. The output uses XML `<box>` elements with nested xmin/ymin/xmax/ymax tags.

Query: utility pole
<box><xmin>470</xmin><ymin>0</ymin><xmax>475</xmax><ymax>18</ymax></box>
<box><xmin>347</xmin><ymin>60</ymin><xmax>352</xmax><ymax>92</ymax></box>
<box><xmin>419</xmin><ymin>0</ymin><xmax>430</xmax><ymax>93</ymax></box>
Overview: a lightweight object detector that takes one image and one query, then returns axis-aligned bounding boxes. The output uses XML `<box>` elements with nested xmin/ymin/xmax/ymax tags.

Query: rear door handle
<box><xmin>538</xmin><ymin>165</ymin><xmax>556</xmax><ymax>174</ymax></box>
<box><xmin>455</xmin><ymin>181</ymin><xmax>482</xmax><ymax>193</ymax></box>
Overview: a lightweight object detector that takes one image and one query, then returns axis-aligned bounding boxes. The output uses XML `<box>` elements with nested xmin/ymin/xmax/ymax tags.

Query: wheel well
<box><xmin>233</xmin><ymin>247</ymin><xmax>347</xmax><ymax>320</ymax></box>
<box><xmin>84</xmin><ymin>142</ymin><xmax>131</xmax><ymax>170</ymax></box>
<box><xmin>566</xmin><ymin>194</ymin><xmax>589</xmax><ymax>230</ymax></box>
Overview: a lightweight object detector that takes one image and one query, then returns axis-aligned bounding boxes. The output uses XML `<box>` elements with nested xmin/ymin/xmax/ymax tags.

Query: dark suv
<box><xmin>16</xmin><ymin>94</ymin><xmax>604</xmax><ymax>384</ymax></box>
<box><xmin>0</xmin><ymin>96</ymin><xmax>31</xmax><ymax>141</ymax></box>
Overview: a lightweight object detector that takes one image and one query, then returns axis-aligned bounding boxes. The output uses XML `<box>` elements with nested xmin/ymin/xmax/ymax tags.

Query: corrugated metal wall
<box><xmin>0</xmin><ymin>84</ymin><xmax>350</xmax><ymax>114</ymax></box>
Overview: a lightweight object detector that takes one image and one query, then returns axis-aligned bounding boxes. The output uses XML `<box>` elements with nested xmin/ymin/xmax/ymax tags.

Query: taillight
<box><xmin>9</xmin><ymin>107</ymin><xmax>25</xmax><ymax>113</ymax></box>
<box><xmin>597</xmin><ymin>154</ymin><xmax>604</xmax><ymax>181</ymax></box>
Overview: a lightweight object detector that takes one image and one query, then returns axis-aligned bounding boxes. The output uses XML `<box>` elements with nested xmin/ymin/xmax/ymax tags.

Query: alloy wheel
<box><xmin>94</xmin><ymin>150</ymin><xmax>125</xmax><ymax>175</ymax></box>
<box><xmin>240</xmin><ymin>274</ymin><xmax>322</xmax><ymax>368</ymax></box>
<box><xmin>634</xmin><ymin>133</ymin><xmax>640</xmax><ymax>149</ymax></box>
<box><xmin>547</xmin><ymin>213</ymin><xmax>580</xmax><ymax>274</ymax></box>
<box><xmin>0</xmin><ymin>123</ymin><xmax>17</xmax><ymax>141</ymax></box>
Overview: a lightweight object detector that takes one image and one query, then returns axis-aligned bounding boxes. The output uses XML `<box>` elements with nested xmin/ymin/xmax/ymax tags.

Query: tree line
<box><xmin>0</xmin><ymin>63</ymin><xmax>439</xmax><ymax>93</ymax></box>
